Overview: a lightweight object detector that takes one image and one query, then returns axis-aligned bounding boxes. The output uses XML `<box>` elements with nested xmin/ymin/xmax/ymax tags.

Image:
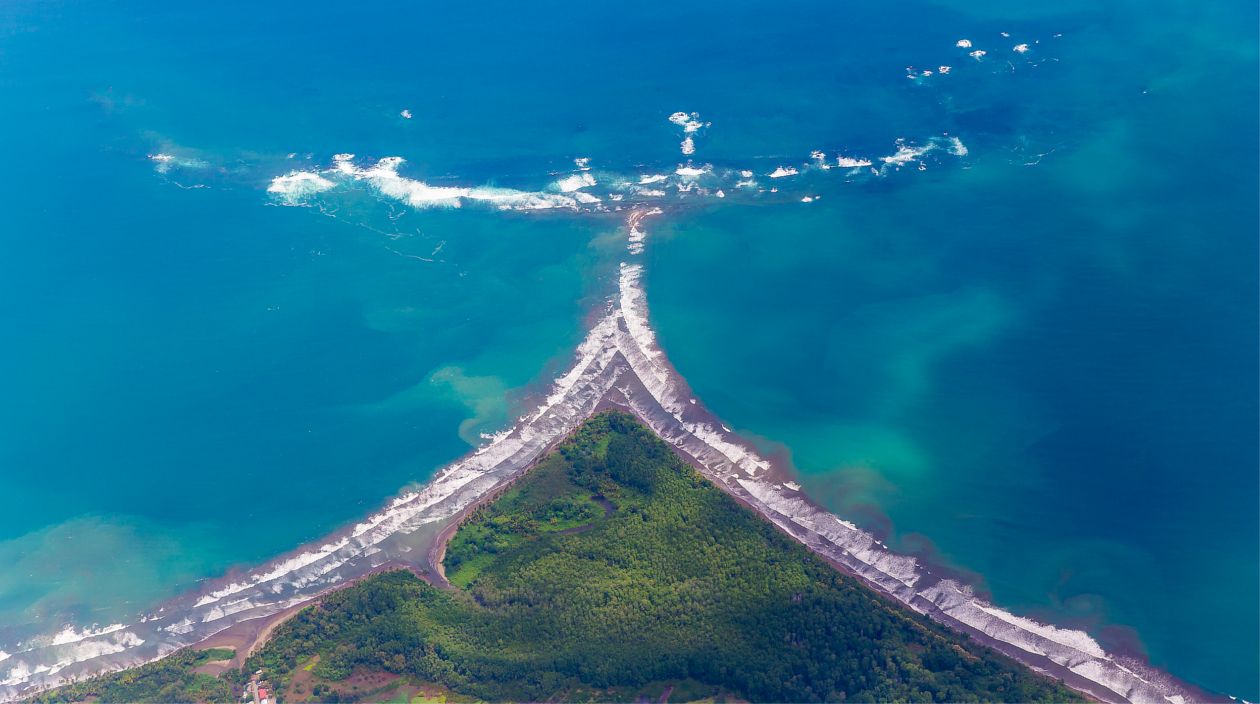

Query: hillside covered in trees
<box><xmin>36</xmin><ymin>412</ymin><xmax>1081</xmax><ymax>703</ymax></box>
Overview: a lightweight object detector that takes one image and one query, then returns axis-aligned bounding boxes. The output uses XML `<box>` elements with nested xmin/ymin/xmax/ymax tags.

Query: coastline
<box><xmin>191</xmin><ymin>603</ymin><xmax>308</xmax><ymax>676</ymax></box>
<box><xmin>425</xmin><ymin>445</ymin><xmax>569</xmax><ymax>589</ymax></box>
<box><xmin>0</xmin><ymin>210</ymin><xmax>1223</xmax><ymax>704</ymax></box>
<box><xmin>601</xmin><ymin>384</ymin><xmax>1186</xmax><ymax>704</ymax></box>
<box><xmin>180</xmin><ymin>425</ymin><xmax>609</xmax><ymax>684</ymax></box>
<box><xmin>187</xmin><ymin>405</ymin><xmax>1106</xmax><ymax>700</ymax></box>
<box><xmin>188</xmin><ymin>560</ymin><xmax>434</xmax><ymax>676</ymax></box>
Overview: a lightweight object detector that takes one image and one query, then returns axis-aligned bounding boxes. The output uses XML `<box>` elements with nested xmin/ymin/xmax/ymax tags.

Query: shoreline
<box><xmin>0</xmin><ymin>210</ymin><xmax>1224</xmax><ymax>704</ymax></box>
<box><xmin>179</xmin><ymin>427</ymin><xmax>602</xmax><ymax>682</ymax></box>
<box><xmin>188</xmin><ymin>560</ymin><xmax>434</xmax><ymax>675</ymax></box>
<box><xmin>650</xmin><ymin>433</ymin><xmax>1138</xmax><ymax>704</ymax></box>
<box><xmin>581</xmin><ymin>342</ymin><xmax>1219</xmax><ymax>704</ymax></box>
<box><xmin>588</xmin><ymin>377</ymin><xmax>1133</xmax><ymax>704</ymax></box>
<box><xmin>425</xmin><ymin>441</ymin><xmax>569</xmax><ymax>589</ymax></box>
<box><xmin>171</xmin><ymin>405</ymin><xmax>1115</xmax><ymax>700</ymax></box>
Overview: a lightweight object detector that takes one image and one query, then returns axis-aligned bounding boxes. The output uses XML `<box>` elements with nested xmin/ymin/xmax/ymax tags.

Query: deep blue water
<box><xmin>1</xmin><ymin>0</ymin><xmax>1256</xmax><ymax>697</ymax></box>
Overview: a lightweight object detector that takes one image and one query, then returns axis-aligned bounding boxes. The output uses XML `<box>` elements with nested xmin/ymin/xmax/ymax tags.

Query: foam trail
<box><xmin>334</xmin><ymin>155</ymin><xmax>584</xmax><ymax>211</ymax></box>
<box><xmin>256</xmin><ymin>133</ymin><xmax>972</xmax><ymax>220</ymax></box>
<box><xmin>148</xmin><ymin>153</ymin><xmax>208</xmax><ymax>174</ymax></box>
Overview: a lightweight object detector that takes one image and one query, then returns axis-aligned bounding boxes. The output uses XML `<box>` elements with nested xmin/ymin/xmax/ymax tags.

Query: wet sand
<box><xmin>192</xmin><ymin>602</ymin><xmax>308</xmax><ymax>674</ymax></box>
<box><xmin>186</xmin><ymin>441</ymin><xmax>582</xmax><ymax>679</ymax></box>
<box><xmin>427</xmin><ymin>456</ymin><xmax>548</xmax><ymax>589</ymax></box>
<box><xmin>2</xmin><ymin>211</ymin><xmax>1220</xmax><ymax>704</ymax></box>
<box><xmin>189</xmin><ymin>560</ymin><xmax>434</xmax><ymax>675</ymax></box>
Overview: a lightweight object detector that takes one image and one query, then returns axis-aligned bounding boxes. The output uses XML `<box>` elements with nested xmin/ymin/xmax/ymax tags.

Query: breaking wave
<box><xmin>266</xmin><ymin>171</ymin><xmax>335</xmax><ymax>205</ymax></box>
<box><xmin>260</xmin><ymin>112</ymin><xmax>971</xmax><ymax>216</ymax></box>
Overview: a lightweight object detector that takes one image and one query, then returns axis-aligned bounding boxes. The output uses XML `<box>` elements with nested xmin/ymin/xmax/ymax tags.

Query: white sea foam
<box><xmin>969</xmin><ymin>49</ymin><xmax>987</xmax><ymax>59</ymax></box>
<box><xmin>638</xmin><ymin>174</ymin><xmax>668</xmax><ymax>184</ymax></box>
<box><xmin>344</xmin><ymin>157</ymin><xmax>470</xmax><ymax>207</ymax></box>
<box><xmin>626</xmin><ymin>210</ymin><xmax>661</xmax><ymax>255</ymax></box>
<box><xmin>881</xmin><ymin>140</ymin><xmax>937</xmax><ymax>168</ymax></box>
<box><xmin>2</xmin><ymin>630</ymin><xmax>147</xmax><ymax>687</ymax></box>
<box><xmin>163</xmin><ymin>618</ymin><xmax>195</xmax><ymax>636</ymax></box>
<box><xmin>973</xmin><ymin>598</ymin><xmax>1107</xmax><ymax>659</ymax></box>
<box><xmin>400</xmin><ymin>109</ymin><xmax>412</xmax><ymax>119</ymax></box>
<box><xmin>194</xmin><ymin>535</ymin><xmax>353</xmax><ymax>607</ymax></box>
<box><xmin>327</xmin><ymin>156</ymin><xmax>581</xmax><ymax>211</ymax></box>
<box><xmin>768</xmin><ymin>166</ymin><xmax>798</xmax><ymax>178</ymax></box>
<box><xmin>675</xmin><ymin>165</ymin><xmax>709</xmax><ymax>177</ymax></box>
<box><xmin>668</xmin><ymin>111</ymin><xmax>707</xmax><ymax>133</ymax></box>
<box><xmin>267</xmin><ymin>171</ymin><xmax>336</xmax><ymax>205</ymax></box>
<box><xmin>837</xmin><ymin>155</ymin><xmax>874</xmax><ymax>168</ymax></box>
<box><xmin>956</xmin><ymin>39</ymin><xmax>973</xmax><ymax>48</ymax></box>
<box><xmin>1013</xmin><ymin>43</ymin><xmax>1030</xmax><ymax>53</ymax></box>
<box><xmin>947</xmin><ymin>136</ymin><xmax>968</xmax><ymax>156</ymax></box>
<box><xmin>50</xmin><ymin>625</ymin><xmax>125</xmax><ymax>647</ymax></box>
<box><xmin>1</xmin><ymin>663</ymin><xmax>37</xmax><ymax>688</ymax></box>
<box><xmin>555</xmin><ymin>172</ymin><xmax>596</xmax><ymax>193</ymax></box>
<box><xmin>668</xmin><ymin>112</ymin><xmax>708</xmax><ymax>156</ymax></box>
<box><xmin>466</xmin><ymin>187</ymin><xmax>580</xmax><ymax>211</ymax></box>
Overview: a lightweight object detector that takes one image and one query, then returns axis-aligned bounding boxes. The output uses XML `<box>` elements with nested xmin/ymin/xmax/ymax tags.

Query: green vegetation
<box><xmin>33</xmin><ymin>412</ymin><xmax>1083</xmax><ymax>703</ymax></box>
<box><xmin>31</xmin><ymin>647</ymin><xmax>236</xmax><ymax>704</ymax></box>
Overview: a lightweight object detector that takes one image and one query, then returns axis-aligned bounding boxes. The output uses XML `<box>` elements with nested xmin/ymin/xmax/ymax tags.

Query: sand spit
<box><xmin>1</xmin><ymin>212</ymin><xmax>1219</xmax><ymax>704</ymax></box>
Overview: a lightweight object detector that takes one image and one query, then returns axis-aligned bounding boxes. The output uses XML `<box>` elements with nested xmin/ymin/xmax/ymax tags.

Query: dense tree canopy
<box><xmin>36</xmin><ymin>412</ymin><xmax>1082</xmax><ymax>703</ymax></box>
<box><xmin>31</xmin><ymin>648</ymin><xmax>235</xmax><ymax>704</ymax></box>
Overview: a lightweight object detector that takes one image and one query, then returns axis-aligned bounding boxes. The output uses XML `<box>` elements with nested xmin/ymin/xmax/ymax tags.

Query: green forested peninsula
<box><xmin>37</xmin><ymin>412</ymin><xmax>1081</xmax><ymax>703</ymax></box>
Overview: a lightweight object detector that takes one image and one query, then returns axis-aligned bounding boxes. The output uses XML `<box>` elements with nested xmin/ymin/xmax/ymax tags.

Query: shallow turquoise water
<box><xmin>1</xmin><ymin>0</ymin><xmax>1255</xmax><ymax>696</ymax></box>
<box><xmin>646</xmin><ymin>6</ymin><xmax>1259</xmax><ymax>692</ymax></box>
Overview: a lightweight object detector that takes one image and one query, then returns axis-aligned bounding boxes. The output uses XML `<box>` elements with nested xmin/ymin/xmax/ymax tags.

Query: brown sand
<box><xmin>189</xmin><ymin>561</ymin><xmax>431</xmax><ymax>675</ymax></box>
<box><xmin>193</xmin><ymin>601</ymin><xmax>311</xmax><ymax>673</ymax></box>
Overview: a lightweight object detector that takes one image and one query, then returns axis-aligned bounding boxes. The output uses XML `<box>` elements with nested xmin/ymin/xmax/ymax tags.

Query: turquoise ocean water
<box><xmin>1</xmin><ymin>0</ymin><xmax>1255</xmax><ymax>696</ymax></box>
